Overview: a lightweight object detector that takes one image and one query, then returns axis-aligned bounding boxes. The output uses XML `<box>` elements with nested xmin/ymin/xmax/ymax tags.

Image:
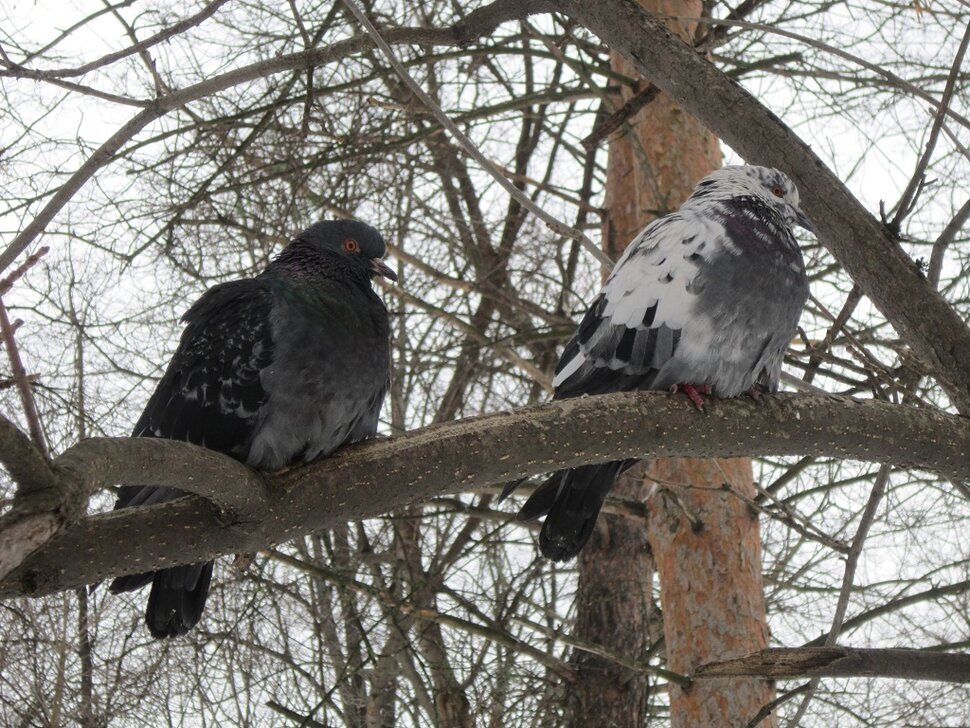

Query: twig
<box><xmin>786</xmin><ymin>465</ymin><xmax>890</xmax><ymax>726</ymax></box>
<box><xmin>2</xmin><ymin>0</ymin><xmax>233</xmax><ymax>80</ymax></box>
<box><xmin>827</xmin><ymin>466</ymin><xmax>890</xmax><ymax>640</ymax></box>
<box><xmin>511</xmin><ymin>613</ymin><xmax>691</xmax><ymax>686</ymax></box>
<box><xmin>890</xmin><ymin>19</ymin><xmax>970</xmax><ymax>230</ymax></box>
<box><xmin>0</xmin><ymin>374</ymin><xmax>40</xmax><ymax>391</ymax></box>
<box><xmin>0</xmin><ymin>18</ymin><xmax>539</xmax><ymax>273</ymax></box>
<box><xmin>581</xmin><ymin>82</ymin><xmax>660</xmax><ymax>150</ymax></box>
<box><xmin>269</xmin><ymin>549</ymin><xmax>575</xmax><ymax>680</ymax></box>
<box><xmin>807</xmin><ymin>292</ymin><xmax>896</xmax><ymax>392</ymax></box>
<box><xmin>805</xmin><ymin>577</ymin><xmax>970</xmax><ymax>646</ymax></box>
<box><xmin>0</xmin><ymin>247</ymin><xmax>49</xmax><ymax>297</ymax></box>
<box><xmin>744</xmin><ymin>682</ymin><xmax>811</xmax><ymax>728</ymax></box>
<box><xmin>671</xmin><ymin>15</ymin><xmax>970</xmax><ymax>132</ymax></box>
<box><xmin>927</xmin><ymin>197</ymin><xmax>970</xmax><ymax>289</ymax></box>
<box><xmin>803</xmin><ymin>285</ymin><xmax>862</xmax><ymax>385</ymax></box>
<box><xmin>339</xmin><ymin>0</ymin><xmax>613</xmax><ymax>271</ymax></box>
<box><xmin>384</xmin><ymin>282</ymin><xmax>554</xmax><ymax>390</ymax></box>
<box><xmin>0</xmin><ymin>298</ymin><xmax>46</xmax><ymax>456</ymax></box>
<box><xmin>697</xmin><ymin>0</ymin><xmax>773</xmax><ymax>50</ymax></box>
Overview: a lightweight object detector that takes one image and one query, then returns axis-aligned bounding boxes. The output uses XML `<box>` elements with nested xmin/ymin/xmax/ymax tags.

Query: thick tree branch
<box><xmin>0</xmin><ymin>392</ymin><xmax>967</xmax><ymax>599</ymax></box>
<box><xmin>552</xmin><ymin>0</ymin><xmax>970</xmax><ymax>413</ymax></box>
<box><xmin>693</xmin><ymin>647</ymin><xmax>970</xmax><ymax>683</ymax></box>
<box><xmin>55</xmin><ymin>437</ymin><xmax>270</xmax><ymax>519</ymax></box>
<box><xmin>0</xmin><ymin>413</ymin><xmax>64</xmax><ymax>581</ymax></box>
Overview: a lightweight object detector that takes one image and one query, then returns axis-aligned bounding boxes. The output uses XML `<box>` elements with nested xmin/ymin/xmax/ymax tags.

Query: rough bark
<box><xmin>2</xmin><ymin>392</ymin><xmax>968</xmax><ymax>600</ymax></box>
<box><xmin>647</xmin><ymin>459</ymin><xmax>776</xmax><ymax>726</ymax></box>
<box><xmin>567</xmin><ymin>518</ymin><xmax>654</xmax><ymax>726</ymax></box>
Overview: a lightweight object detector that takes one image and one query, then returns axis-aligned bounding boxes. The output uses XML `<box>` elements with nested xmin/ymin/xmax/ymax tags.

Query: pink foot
<box><xmin>745</xmin><ymin>385</ymin><xmax>766</xmax><ymax>404</ymax></box>
<box><xmin>670</xmin><ymin>383</ymin><xmax>711</xmax><ymax>412</ymax></box>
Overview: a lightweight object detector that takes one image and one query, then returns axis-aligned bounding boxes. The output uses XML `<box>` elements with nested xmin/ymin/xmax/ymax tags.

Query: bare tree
<box><xmin>1</xmin><ymin>0</ymin><xmax>968</xmax><ymax>725</ymax></box>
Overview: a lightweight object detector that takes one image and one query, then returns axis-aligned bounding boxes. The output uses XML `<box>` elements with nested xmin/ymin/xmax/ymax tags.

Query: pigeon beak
<box><xmin>795</xmin><ymin>208</ymin><xmax>817</xmax><ymax>235</ymax></box>
<box><xmin>370</xmin><ymin>257</ymin><xmax>397</xmax><ymax>282</ymax></box>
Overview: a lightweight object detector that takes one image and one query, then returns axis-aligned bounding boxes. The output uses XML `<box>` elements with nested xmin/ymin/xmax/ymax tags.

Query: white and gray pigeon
<box><xmin>506</xmin><ymin>165</ymin><xmax>813</xmax><ymax>561</ymax></box>
<box><xmin>110</xmin><ymin>219</ymin><xmax>395</xmax><ymax>638</ymax></box>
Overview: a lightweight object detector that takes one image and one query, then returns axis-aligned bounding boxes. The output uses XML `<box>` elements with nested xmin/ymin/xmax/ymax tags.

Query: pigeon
<box><xmin>505</xmin><ymin>165</ymin><xmax>812</xmax><ymax>561</ymax></box>
<box><xmin>109</xmin><ymin>219</ymin><xmax>395</xmax><ymax>638</ymax></box>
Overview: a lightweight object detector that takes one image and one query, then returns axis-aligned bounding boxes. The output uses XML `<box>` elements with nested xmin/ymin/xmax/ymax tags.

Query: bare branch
<box><xmin>0</xmin><ymin>299</ymin><xmax>47</xmax><ymax>456</ymax></box>
<box><xmin>788</xmin><ymin>465</ymin><xmax>890</xmax><ymax>724</ymax></box>
<box><xmin>928</xmin><ymin>197</ymin><xmax>970</xmax><ymax>288</ymax></box>
<box><xmin>0</xmin><ymin>15</ymin><xmax>540</xmax><ymax>273</ymax></box>
<box><xmin>0</xmin><ymin>246</ymin><xmax>48</xmax><ymax>297</ymax></box>
<box><xmin>340</xmin><ymin>0</ymin><xmax>611</xmax><ymax>270</ymax></box>
<box><xmin>55</xmin><ymin>437</ymin><xmax>269</xmax><ymax>519</ymax></box>
<box><xmin>0</xmin><ymin>0</ymin><xmax>233</xmax><ymax>80</ymax></box>
<box><xmin>694</xmin><ymin>647</ymin><xmax>970</xmax><ymax>683</ymax></box>
<box><xmin>890</xmin><ymin>19</ymin><xmax>970</xmax><ymax>228</ymax></box>
<box><xmin>0</xmin><ymin>412</ymin><xmax>54</xmax><ymax>495</ymax></box>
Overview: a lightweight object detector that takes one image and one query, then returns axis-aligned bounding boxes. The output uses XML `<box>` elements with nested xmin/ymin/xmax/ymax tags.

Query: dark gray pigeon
<box><xmin>110</xmin><ymin>219</ymin><xmax>395</xmax><ymax>638</ymax></box>
<box><xmin>505</xmin><ymin>165</ymin><xmax>812</xmax><ymax>561</ymax></box>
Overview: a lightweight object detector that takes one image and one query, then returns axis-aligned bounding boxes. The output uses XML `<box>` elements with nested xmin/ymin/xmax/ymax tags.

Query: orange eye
<box><xmin>343</xmin><ymin>238</ymin><xmax>359</xmax><ymax>253</ymax></box>
<box><xmin>771</xmin><ymin>186</ymin><xmax>784</xmax><ymax>198</ymax></box>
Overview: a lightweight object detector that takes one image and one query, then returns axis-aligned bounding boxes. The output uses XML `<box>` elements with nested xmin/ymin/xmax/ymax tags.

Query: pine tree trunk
<box><xmin>567</xmin><ymin>2</ymin><xmax>776</xmax><ymax>725</ymax></box>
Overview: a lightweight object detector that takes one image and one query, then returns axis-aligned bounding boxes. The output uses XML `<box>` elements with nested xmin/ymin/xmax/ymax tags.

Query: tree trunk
<box><xmin>646</xmin><ymin>459</ymin><xmax>776</xmax><ymax>726</ymax></box>
<box><xmin>568</xmin><ymin>2</ymin><xmax>776</xmax><ymax>726</ymax></box>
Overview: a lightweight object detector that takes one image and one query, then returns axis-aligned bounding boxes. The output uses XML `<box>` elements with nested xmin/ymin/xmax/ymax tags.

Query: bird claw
<box><xmin>745</xmin><ymin>385</ymin><xmax>767</xmax><ymax>404</ymax></box>
<box><xmin>670</xmin><ymin>383</ymin><xmax>711</xmax><ymax>412</ymax></box>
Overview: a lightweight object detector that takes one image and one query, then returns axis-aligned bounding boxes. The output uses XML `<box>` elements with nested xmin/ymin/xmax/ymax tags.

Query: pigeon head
<box><xmin>292</xmin><ymin>219</ymin><xmax>397</xmax><ymax>281</ymax></box>
<box><xmin>692</xmin><ymin>165</ymin><xmax>816</xmax><ymax>234</ymax></box>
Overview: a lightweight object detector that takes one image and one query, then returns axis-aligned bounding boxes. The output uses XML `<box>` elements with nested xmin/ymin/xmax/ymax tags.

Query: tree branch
<box><xmin>693</xmin><ymin>647</ymin><xmax>970</xmax><ymax>684</ymax></box>
<box><xmin>1</xmin><ymin>392</ymin><xmax>967</xmax><ymax>599</ymax></box>
<box><xmin>341</xmin><ymin>0</ymin><xmax>610</xmax><ymax>269</ymax></box>
<box><xmin>0</xmin><ymin>412</ymin><xmax>55</xmax><ymax>496</ymax></box>
<box><xmin>55</xmin><ymin>437</ymin><xmax>269</xmax><ymax>519</ymax></box>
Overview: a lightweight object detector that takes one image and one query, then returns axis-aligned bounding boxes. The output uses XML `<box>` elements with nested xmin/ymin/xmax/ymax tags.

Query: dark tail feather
<box><xmin>517</xmin><ymin>460</ymin><xmax>632</xmax><ymax>561</ymax></box>
<box><xmin>110</xmin><ymin>562</ymin><xmax>213</xmax><ymax>639</ymax></box>
<box><xmin>147</xmin><ymin>562</ymin><xmax>213</xmax><ymax>638</ymax></box>
<box><xmin>498</xmin><ymin>477</ymin><xmax>527</xmax><ymax>502</ymax></box>
<box><xmin>110</xmin><ymin>485</ymin><xmax>212</xmax><ymax>638</ymax></box>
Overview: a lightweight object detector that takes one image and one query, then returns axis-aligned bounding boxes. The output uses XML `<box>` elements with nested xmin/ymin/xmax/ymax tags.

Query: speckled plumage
<box><xmin>110</xmin><ymin>220</ymin><xmax>394</xmax><ymax>638</ymax></box>
<box><xmin>509</xmin><ymin>166</ymin><xmax>812</xmax><ymax>561</ymax></box>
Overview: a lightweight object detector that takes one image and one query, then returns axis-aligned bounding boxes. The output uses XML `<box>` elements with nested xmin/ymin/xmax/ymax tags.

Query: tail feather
<box><xmin>145</xmin><ymin>563</ymin><xmax>213</xmax><ymax>639</ymax></box>
<box><xmin>110</xmin><ymin>485</ymin><xmax>213</xmax><ymax>638</ymax></box>
<box><xmin>517</xmin><ymin>460</ymin><xmax>632</xmax><ymax>561</ymax></box>
<box><xmin>110</xmin><ymin>561</ymin><xmax>213</xmax><ymax>639</ymax></box>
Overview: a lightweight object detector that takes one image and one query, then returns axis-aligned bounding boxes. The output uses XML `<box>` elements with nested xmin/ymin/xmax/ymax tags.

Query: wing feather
<box><xmin>553</xmin><ymin>212</ymin><xmax>713</xmax><ymax>396</ymax></box>
<box><xmin>131</xmin><ymin>279</ymin><xmax>274</xmax><ymax>454</ymax></box>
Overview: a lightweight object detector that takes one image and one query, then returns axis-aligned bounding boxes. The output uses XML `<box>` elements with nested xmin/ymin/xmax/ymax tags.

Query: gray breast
<box><xmin>653</xmin><ymin>203</ymin><xmax>808</xmax><ymax>397</ymax></box>
<box><xmin>246</xmin><ymin>285</ymin><xmax>390</xmax><ymax>470</ymax></box>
